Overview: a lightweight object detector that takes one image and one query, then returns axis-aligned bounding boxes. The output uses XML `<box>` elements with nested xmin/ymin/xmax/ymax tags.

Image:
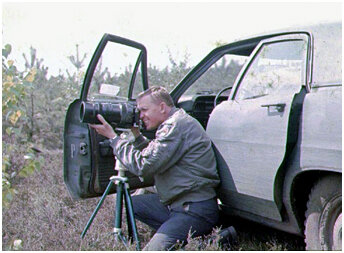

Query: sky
<box><xmin>2</xmin><ymin>1</ymin><xmax>342</xmax><ymax>76</ymax></box>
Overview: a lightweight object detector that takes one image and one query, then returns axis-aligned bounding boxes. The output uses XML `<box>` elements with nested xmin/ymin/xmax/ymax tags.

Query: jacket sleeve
<box><xmin>132</xmin><ymin>134</ymin><xmax>150</xmax><ymax>151</ymax></box>
<box><xmin>110</xmin><ymin>122</ymin><xmax>184</xmax><ymax>179</ymax></box>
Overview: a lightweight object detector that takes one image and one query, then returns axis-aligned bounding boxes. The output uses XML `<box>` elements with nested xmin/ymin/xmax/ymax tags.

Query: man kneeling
<box><xmin>90</xmin><ymin>86</ymin><xmax>220</xmax><ymax>250</ymax></box>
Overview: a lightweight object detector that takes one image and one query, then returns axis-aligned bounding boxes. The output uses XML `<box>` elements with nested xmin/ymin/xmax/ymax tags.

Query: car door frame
<box><xmin>80</xmin><ymin>33</ymin><xmax>149</xmax><ymax>101</ymax></box>
<box><xmin>64</xmin><ymin>34</ymin><xmax>151</xmax><ymax>200</ymax></box>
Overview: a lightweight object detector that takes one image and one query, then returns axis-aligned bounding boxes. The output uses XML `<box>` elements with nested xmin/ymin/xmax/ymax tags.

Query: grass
<box><xmin>2</xmin><ymin>150</ymin><xmax>305</xmax><ymax>250</ymax></box>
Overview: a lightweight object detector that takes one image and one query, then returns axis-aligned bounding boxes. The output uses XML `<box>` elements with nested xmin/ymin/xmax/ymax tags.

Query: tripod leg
<box><xmin>81</xmin><ymin>181</ymin><xmax>114</xmax><ymax>239</ymax></box>
<box><xmin>114</xmin><ymin>181</ymin><xmax>123</xmax><ymax>234</ymax></box>
<box><xmin>124</xmin><ymin>185</ymin><xmax>141</xmax><ymax>250</ymax></box>
<box><xmin>113</xmin><ymin>181</ymin><xmax>131</xmax><ymax>250</ymax></box>
<box><xmin>124</xmin><ymin>195</ymin><xmax>133</xmax><ymax>240</ymax></box>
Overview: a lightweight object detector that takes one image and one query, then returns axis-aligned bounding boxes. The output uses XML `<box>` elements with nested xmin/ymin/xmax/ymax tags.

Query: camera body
<box><xmin>80</xmin><ymin>101</ymin><xmax>140</xmax><ymax>128</ymax></box>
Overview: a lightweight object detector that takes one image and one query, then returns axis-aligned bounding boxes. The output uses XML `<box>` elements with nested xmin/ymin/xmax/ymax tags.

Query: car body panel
<box><xmin>300</xmin><ymin>86</ymin><xmax>342</xmax><ymax>171</ymax></box>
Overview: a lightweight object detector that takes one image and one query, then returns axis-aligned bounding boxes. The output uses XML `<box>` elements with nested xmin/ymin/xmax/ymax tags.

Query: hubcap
<box><xmin>332</xmin><ymin>213</ymin><xmax>342</xmax><ymax>250</ymax></box>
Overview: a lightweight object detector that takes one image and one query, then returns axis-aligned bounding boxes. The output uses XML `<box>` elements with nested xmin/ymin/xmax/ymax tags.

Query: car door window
<box><xmin>235</xmin><ymin>39</ymin><xmax>307</xmax><ymax>100</ymax></box>
<box><xmin>87</xmin><ymin>43</ymin><xmax>144</xmax><ymax>101</ymax></box>
<box><xmin>183</xmin><ymin>54</ymin><xmax>247</xmax><ymax>96</ymax></box>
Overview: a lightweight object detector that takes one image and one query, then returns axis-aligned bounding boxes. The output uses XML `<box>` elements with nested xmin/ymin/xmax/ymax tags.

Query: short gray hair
<box><xmin>137</xmin><ymin>86</ymin><xmax>174</xmax><ymax>107</ymax></box>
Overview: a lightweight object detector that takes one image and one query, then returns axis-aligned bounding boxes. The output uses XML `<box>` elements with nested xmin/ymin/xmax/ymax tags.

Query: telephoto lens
<box><xmin>80</xmin><ymin>102</ymin><xmax>122</xmax><ymax>124</ymax></box>
<box><xmin>80</xmin><ymin>101</ymin><xmax>139</xmax><ymax>128</ymax></box>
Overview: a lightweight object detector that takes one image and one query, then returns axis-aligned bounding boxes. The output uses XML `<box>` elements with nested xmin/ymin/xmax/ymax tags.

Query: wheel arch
<box><xmin>289</xmin><ymin>169</ymin><xmax>341</xmax><ymax>233</ymax></box>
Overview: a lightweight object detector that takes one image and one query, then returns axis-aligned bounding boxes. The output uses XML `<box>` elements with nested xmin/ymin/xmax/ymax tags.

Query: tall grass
<box><xmin>2</xmin><ymin>150</ymin><xmax>304</xmax><ymax>250</ymax></box>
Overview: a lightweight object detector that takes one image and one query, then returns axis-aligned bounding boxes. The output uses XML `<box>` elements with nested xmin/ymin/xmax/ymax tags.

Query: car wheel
<box><xmin>304</xmin><ymin>174</ymin><xmax>342</xmax><ymax>250</ymax></box>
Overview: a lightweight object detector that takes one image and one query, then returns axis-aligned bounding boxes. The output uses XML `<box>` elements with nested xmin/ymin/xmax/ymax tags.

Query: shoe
<box><xmin>217</xmin><ymin>226</ymin><xmax>238</xmax><ymax>248</ymax></box>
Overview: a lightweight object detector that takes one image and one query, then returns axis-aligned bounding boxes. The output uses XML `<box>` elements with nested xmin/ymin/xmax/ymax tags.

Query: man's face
<box><xmin>137</xmin><ymin>95</ymin><xmax>166</xmax><ymax>130</ymax></box>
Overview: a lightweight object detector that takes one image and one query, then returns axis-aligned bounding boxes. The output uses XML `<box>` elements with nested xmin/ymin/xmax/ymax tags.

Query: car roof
<box><xmin>231</xmin><ymin>22</ymin><xmax>341</xmax><ymax>86</ymax></box>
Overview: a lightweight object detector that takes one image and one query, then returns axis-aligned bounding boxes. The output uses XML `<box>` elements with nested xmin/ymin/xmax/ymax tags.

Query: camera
<box><xmin>80</xmin><ymin>101</ymin><xmax>140</xmax><ymax>128</ymax></box>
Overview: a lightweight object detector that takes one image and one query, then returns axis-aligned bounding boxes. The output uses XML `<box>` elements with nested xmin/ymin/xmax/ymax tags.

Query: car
<box><xmin>64</xmin><ymin>22</ymin><xmax>341</xmax><ymax>250</ymax></box>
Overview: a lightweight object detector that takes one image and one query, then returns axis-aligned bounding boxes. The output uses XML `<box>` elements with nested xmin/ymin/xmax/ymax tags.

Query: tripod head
<box><xmin>114</xmin><ymin>156</ymin><xmax>127</xmax><ymax>177</ymax></box>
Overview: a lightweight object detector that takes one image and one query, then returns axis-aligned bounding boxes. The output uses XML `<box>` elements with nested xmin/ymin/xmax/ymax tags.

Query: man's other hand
<box><xmin>89</xmin><ymin>114</ymin><xmax>117</xmax><ymax>139</ymax></box>
<box><xmin>130</xmin><ymin>126</ymin><xmax>141</xmax><ymax>138</ymax></box>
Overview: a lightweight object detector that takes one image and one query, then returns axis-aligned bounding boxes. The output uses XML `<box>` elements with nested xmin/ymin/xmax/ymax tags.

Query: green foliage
<box><xmin>15</xmin><ymin>45</ymin><xmax>83</xmax><ymax>148</ymax></box>
<box><xmin>2</xmin><ymin>152</ymin><xmax>17</xmax><ymax>206</ymax></box>
<box><xmin>2</xmin><ymin>49</ymin><xmax>26</xmax><ymax>133</ymax></box>
<box><xmin>2</xmin><ymin>44</ymin><xmax>44</xmax><ymax>207</ymax></box>
<box><xmin>214</xmin><ymin>40</ymin><xmax>228</xmax><ymax>47</ymax></box>
<box><xmin>68</xmin><ymin>44</ymin><xmax>87</xmax><ymax>71</ymax></box>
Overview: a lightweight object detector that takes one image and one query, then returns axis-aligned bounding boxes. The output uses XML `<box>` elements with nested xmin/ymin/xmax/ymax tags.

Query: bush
<box><xmin>2</xmin><ymin>44</ymin><xmax>44</xmax><ymax>208</ymax></box>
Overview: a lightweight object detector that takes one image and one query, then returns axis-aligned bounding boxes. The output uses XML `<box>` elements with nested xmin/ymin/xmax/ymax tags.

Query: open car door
<box><xmin>64</xmin><ymin>34</ymin><xmax>153</xmax><ymax>199</ymax></box>
<box><xmin>206</xmin><ymin>33</ymin><xmax>310</xmax><ymax>221</ymax></box>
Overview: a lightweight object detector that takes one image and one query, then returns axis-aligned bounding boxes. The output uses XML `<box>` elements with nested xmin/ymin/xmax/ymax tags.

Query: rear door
<box><xmin>64</xmin><ymin>34</ymin><xmax>153</xmax><ymax>199</ymax></box>
<box><xmin>206</xmin><ymin>33</ymin><xmax>310</xmax><ymax>220</ymax></box>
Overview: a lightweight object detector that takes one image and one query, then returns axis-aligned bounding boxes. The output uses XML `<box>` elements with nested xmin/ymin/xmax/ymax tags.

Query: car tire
<box><xmin>304</xmin><ymin>174</ymin><xmax>342</xmax><ymax>250</ymax></box>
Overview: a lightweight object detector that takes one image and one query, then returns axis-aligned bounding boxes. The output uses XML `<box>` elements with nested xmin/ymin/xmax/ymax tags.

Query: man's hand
<box><xmin>130</xmin><ymin>126</ymin><xmax>141</xmax><ymax>138</ymax></box>
<box><xmin>89</xmin><ymin>114</ymin><xmax>117</xmax><ymax>139</ymax></box>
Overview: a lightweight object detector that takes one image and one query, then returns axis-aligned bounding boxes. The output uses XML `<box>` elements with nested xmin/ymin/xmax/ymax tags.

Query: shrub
<box><xmin>2</xmin><ymin>44</ymin><xmax>44</xmax><ymax>208</ymax></box>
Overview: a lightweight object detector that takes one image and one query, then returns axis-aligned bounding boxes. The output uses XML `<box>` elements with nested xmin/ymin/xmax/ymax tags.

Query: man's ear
<box><xmin>159</xmin><ymin>102</ymin><xmax>167</xmax><ymax>113</ymax></box>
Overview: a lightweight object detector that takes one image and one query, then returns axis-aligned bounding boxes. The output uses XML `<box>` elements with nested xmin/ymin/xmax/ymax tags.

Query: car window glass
<box><xmin>182</xmin><ymin>54</ymin><xmax>247</xmax><ymax>96</ymax></box>
<box><xmin>235</xmin><ymin>40</ymin><xmax>307</xmax><ymax>100</ymax></box>
<box><xmin>87</xmin><ymin>43</ymin><xmax>144</xmax><ymax>101</ymax></box>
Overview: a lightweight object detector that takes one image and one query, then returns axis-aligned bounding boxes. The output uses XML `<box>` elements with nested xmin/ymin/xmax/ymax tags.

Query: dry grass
<box><xmin>2</xmin><ymin>150</ymin><xmax>305</xmax><ymax>250</ymax></box>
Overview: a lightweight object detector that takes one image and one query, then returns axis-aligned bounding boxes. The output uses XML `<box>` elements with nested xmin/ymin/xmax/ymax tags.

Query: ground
<box><xmin>2</xmin><ymin>150</ymin><xmax>305</xmax><ymax>250</ymax></box>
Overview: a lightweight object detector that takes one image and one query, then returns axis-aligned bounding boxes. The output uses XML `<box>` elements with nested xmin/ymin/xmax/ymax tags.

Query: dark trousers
<box><xmin>132</xmin><ymin>193</ymin><xmax>219</xmax><ymax>250</ymax></box>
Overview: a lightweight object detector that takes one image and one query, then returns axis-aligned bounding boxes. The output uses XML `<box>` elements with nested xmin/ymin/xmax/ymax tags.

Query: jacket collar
<box><xmin>168</xmin><ymin>107</ymin><xmax>178</xmax><ymax>117</ymax></box>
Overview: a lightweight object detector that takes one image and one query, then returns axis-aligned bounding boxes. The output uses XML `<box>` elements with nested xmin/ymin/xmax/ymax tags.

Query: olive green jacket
<box><xmin>110</xmin><ymin>108</ymin><xmax>220</xmax><ymax>208</ymax></box>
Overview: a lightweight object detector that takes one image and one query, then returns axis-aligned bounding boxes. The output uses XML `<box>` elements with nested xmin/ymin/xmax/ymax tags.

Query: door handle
<box><xmin>261</xmin><ymin>103</ymin><xmax>286</xmax><ymax>112</ymax></box>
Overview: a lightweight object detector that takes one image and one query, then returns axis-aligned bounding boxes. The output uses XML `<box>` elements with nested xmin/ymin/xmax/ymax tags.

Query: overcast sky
<box><xmin>2</xmin><ymin>1</ymin><xmax>342</xmax><ymax>76</ymax></box>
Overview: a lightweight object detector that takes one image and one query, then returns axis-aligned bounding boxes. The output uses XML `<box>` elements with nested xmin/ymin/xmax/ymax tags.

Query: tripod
<box><xmin>80</xmin><ymin>166</ymin><xmax>140</xmax><ymax>250</ymax></box>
